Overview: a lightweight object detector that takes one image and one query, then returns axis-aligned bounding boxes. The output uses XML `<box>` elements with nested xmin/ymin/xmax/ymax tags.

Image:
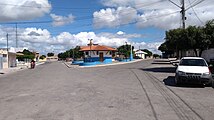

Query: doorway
<box><xmin>99</xmin><ymin>52</ymin><xmax>104</xmax><ymax>62</ymax></box>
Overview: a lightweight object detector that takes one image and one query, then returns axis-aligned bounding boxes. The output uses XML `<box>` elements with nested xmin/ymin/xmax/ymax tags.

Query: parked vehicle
<box><xmin>175</xmin><ymin>57</ymin><xmax>214</xmax><ymax>87</ymax></box>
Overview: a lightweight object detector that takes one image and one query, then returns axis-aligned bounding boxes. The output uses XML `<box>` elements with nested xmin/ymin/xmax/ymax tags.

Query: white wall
<box><xmin>0</xmin><ymin>50</ymin><xmax>17</xmax><ymax>68</ymax></box>
<box><xmin>0</xmin><ymin>55</ymin><xmax>3</xmax><ymax>69</ymax></box>
<box><xmin>84</xmin><ymin>51</ymin><xmax>112</xmax><ymax>58</ymax></box>
<box><xmin>8</xmin><ymin>53</ymin><xmax>17</xmax><ymax>67</ymax></box>
<box><xmin>136</xmin><ymin>53</ymin><xmax>145</xmax><ymax>59</ymax></box>
<box><xmin>201</xmin><ymin>48</ymin><xmax>214</xmax><ymax>62</ymax></box>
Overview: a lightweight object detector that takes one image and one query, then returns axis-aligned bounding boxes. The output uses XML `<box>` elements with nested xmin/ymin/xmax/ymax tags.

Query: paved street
<box><xmin>0</xmin><ymin>60</ymin><xmax>214</xmax><ymax>120</ymax></box>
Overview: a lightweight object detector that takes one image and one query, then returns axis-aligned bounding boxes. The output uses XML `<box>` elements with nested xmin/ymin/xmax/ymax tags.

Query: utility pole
<box><xmin>181</xmin><ymin>0</ymin><xmax>186</xmax><ymax>29</ymax></box>
<box><xmin>16</xmin><ymin>23</ymin><xmax>18</xmax><ymax>48</ymax></box>
<box><xmin>6</xmin><ymin>33</ymin><xmax>9</xmax><ymax>68</ymax></box>
<box><xmin>6</xmin><ymin>33</ymin><xmax>9</xmax><ymax>51</ymax></box>
<box><xmin>169</xmin><ymin>0</ymin><xmax>204</xmax><ymax>29</ymax></box>
<box><xmin>168</xmin><ymin>0</ymin><xmax>186</xmax><ymax>29</ymax></box>
<box><xmin>72</xmin><ymin>48</ymin><xmax>74</xmax><ymax>60</ymax></box>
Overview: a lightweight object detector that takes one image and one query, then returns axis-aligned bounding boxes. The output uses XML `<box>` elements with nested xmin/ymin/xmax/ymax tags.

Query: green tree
<box><xmin>117</xmin><ymin>45</ymin><xmax>134</xmax><ymax>58</ymax></box>
<box><xmin>204</xmin><ymin>20</ymin><xmax>214</xmax><ymax>48</ymax></box>
<box><xmin>58</xmin><ymin>46</ymin><xmax>84</xmax><ymax>60</ymax></box>
<box><xmin>142</xmin><ymin>49</ymin><xmax>152</xmax><ymax>57</ymax></box>
<box><xmin>39</xmin><ymin>55</ymin><xmax>46</xmax><ymax>60</ymax></box>
<box><xmin>47</xmin><ymin>52</ymin><xmax>54</xmax><ymax>57</ymax></box>
<box><xmin>153</xmin><ymin>54</ymin><xmax>160</xmax><ymax>58</ymax></box>
<box><xmin>16</xmin><ymin>49</ymin><xmax>35</xmax><ymax>61</ymax></box>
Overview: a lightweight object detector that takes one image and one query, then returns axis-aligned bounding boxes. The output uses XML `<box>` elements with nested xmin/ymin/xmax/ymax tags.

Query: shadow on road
<box><xmin>152</xmin><ymin>62</ymin><xmax>172</xmax><ymax>65</ymax></box>
<box><xmin>163</xmin><ymin>76</ymin><xmax>204</xmax><ymax>88</ymax></box>
<box><xmin>141</xmin><ymin>67</ymin><xmax>176</xmax><ymax>73</ymax></box>
<box><xmin>152</xmin><ymin>59</ymin><xmax>172</xmax><ymax>65</ymax></box>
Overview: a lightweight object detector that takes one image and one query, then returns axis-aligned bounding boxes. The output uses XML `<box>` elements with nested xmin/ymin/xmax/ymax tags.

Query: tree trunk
<box><xmin>199</xmin><ymin>49</ymin><xmax>203</xmax><ymax>57</ymax></box>
<box><xmin>194</xmin><ymin>49</ymin><xmax>198</xmax><ymax>57</ymax></box>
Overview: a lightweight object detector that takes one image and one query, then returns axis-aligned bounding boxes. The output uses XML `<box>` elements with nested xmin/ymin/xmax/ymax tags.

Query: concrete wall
<box><xmin>83</xmin><ymin>51</ymin><xmax>113</xmax><ymax>63</ymax></box>
<box><xmin>0</xmin><ymin>49</ymin><xmax>17</xmax><ymax>68</ymax></box>
<box><xmin>201</xmin><ymin>48</ymin><xmax>214</xmax><ymax>62</ymax></box>
<box><xmin>84</xmin><ymin>51</ymin><xmax>112</xmax><ymax>58</ymax></box>
<box><xmin>8</xmin><ymin>52</ymin><xmax>17</xmax><ymax>67</ymax></box>
<box><xmin>0</xmin><ymin>55</ymin><xmax>2</xmax><ymax>69</ymax></box>
<box><xmin>135</xmin><ymin>53</ymin><xmax>145</xmax><ymax>59</ymax></box>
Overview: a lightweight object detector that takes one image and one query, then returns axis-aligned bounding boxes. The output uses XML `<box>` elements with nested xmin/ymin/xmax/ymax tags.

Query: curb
<box><xmin>64</xmin><ymin>59</ymin><xmax>146</xmax><ymax>68</ymax></box>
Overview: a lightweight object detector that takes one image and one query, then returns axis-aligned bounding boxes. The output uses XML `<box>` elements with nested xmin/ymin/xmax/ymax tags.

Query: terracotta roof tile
<box><xmin>80</xmin><ymin>45</ymin><xmax>116</xmax><ymax>51</ymax></box>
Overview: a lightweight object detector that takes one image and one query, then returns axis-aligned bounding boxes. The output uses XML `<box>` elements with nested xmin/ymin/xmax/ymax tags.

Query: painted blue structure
<box><xmin>72</xmin><ymin>60</ymin><xmax>84</xmax><ymax>65</ymax></box>
<box><xmin>79</xmin><ymin>43</ymin><xmax>117</xmax><ymax>66</ymax></box>
<box><xmin>130</xmin><ymin>52</ymin><xmax>133</xmax><ymax>61</ymax></box>
<box><xmin>84</xmin><ymin>57</ymin><xmax>112</xmax><ymax>63</ymax></box>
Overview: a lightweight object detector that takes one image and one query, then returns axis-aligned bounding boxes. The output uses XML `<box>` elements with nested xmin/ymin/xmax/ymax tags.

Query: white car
<box><xmin>175</xmin><ymin>57</ymin><xmax>213</xmax><ymax>87</ymax></box>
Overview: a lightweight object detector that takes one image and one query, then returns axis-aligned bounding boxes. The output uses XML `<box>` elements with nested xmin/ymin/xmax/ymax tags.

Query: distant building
<box><xmin>80</xmin><ymin>43</ymin><xmax>117</xmax><ymax>63</ymax></box>
<box><xmin>201</xmin><ymin>48</ymin><xmax>214</xmax><ymax>62</ymax></box>
<box><xmin>33</xmin><ymin>52</ymin><xmax>40</xmax><ymax>62</ymax></box>
<box><xmin>134</xmin><ymin>50</ymin><xmax>148</xmax><ymax>59</ymax></box>
<box><xmin>46</xmin><ymin>55</ymin><xmax>58</xmax><ymax>61</ymax></box>
<box><xmin>0</xmin><ymin>48</ymin><xmax>17</xmax><ymax>69</ymax></box>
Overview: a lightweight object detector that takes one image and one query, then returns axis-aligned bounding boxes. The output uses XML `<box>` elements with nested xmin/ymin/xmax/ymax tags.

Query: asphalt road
<box><xmin>0</xmin><ymin>60</ymin><xmax>214</xmax><ymax>120</ymax></box>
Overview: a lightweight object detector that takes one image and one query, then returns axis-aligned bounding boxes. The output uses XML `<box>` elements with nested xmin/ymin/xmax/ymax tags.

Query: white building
<box><xmin>0</xmin><ymin>48</ymin><xmax>17</xmax><ymax>69</ymax></box>
<box><xmin>135</xmin><ymin>50</ymin><xmax>147</xmax><ymax>59</ymax></box>
<box><xmin>80</xmin><ymin>44</ymin><xmax>116</xmax><ymax>63</ymax></box>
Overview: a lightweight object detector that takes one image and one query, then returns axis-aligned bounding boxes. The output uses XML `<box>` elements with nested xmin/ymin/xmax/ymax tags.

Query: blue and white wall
<box><xmin>84</xmin><ymin>51</ymin><xmax>113</xmax><ymax>63</ymax></box>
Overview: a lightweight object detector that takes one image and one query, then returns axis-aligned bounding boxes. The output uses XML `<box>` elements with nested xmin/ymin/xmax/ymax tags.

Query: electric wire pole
<box><xmin>6</xmin><ymin>33</ymin><xmax>9</xmax><ymax>51</ymax></box>
<box><xmin>169</xmin><ymin>0</ymin><xmax>204</xmax><ymax>29</ymax></box>
<box><xmin>16</xmin><ymin>23</ymin><xmax>18</xmax><ymax>48</ymax></box>
<box><xmin>6</xmin><ymin>33</ymin><xmax>9</xmax><ymax>68</ymax></box>
<box><xmin>181</xmin><ymin>0</ymin><xmax>186</xmax><ymax>29</ymax></box>
<box><xmin>169</xmin><ymin>0</ymin><xmax>186</xmax><ymax>29</ymax></box>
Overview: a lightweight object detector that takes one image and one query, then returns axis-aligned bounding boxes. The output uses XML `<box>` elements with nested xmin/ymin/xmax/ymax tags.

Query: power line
<box><xmin>0</xmin><ymin>0</ymin><xmax>180</xmax><ymax>37</ymax></box>
<box><xmin>0</xmin><ymin>2</ymin><xmax>97</xmax><ymax>10</ymax></box>
<box><xmin>5</xmin><ymin>10</ymin><xmax>180</xmax><ymax>36</ymax></box>
<box><xmin>186</xmin><ymin>0</ymin><xmax>205</xmax><ymax>10</ymax></box>
<box><xmin>0</xmin><ymin>0</ymin><xmax>167</xmax><ymax>10</ymax></box>
<box><xmin>168</xmin><ymin>0</ymin><xmax>204</xmax><ymax>29</ymax></box>
<box><xmin>187</xmin><ymin>0</ymin><xmax>204</xmax><ymax>25</ymax></box>
<box><xmin>0</xmin><ymin>0</ymin><xmax>169</xmax><ymax>25</ymax></box>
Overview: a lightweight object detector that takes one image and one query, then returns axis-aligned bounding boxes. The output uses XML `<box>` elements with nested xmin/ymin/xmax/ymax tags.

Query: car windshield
<box><xmin>179</xmin><ymin>59</ymin><xmax>207</xmax><ymax>66</ymax></box>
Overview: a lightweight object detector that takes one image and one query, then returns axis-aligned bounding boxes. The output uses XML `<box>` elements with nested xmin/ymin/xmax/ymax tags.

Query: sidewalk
<box><xmin>0</xmin><ymin>62</ymin><xmax>45</xmax><ymax>75</ymax></box>
<box><xmin>0</xmin><ymin>66</ymin><xmax>26</xmax><ymax>75</ymax></box>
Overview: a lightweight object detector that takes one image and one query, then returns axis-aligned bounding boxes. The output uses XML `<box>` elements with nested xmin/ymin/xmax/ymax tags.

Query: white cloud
<box><xmin>20</xmin><ymin>28</ymin><xmax>51</xmax><ymax>43</ymax></box>
<box><xmin>132</xmin><ymin>41</ymin><xmax>162</xmax><ymax>54</ymax></box>
<box><xmin>117</xmin><ymin>31</ymin><xmax>124</xmax><ymax>35</ymax></box>
<box><xmin>98</xmin><ymin>31</ymin><xmax>143</xmax><ymax>39</ymax></box>
<box><xmin>93</xmin><ymin>7</ymin><xmax>137</xmax><ymax>28</ymax></box>
<box><xmin>97</xmin><ymin>0</ymin><xmax>214</xmax><ymax>29</ymax></box>
<box><xmin>50</xmin><ymin>14</ymin><xmax>75</xmax><ymax>27</ymax></box>
<box><xmin>0</xmin><ymin>0</ymin><xmax>51</xmax><ymax>22</ymax></box>
<box><xmin>0</xmin><ymin>26</ymin><xmax>161</xmax><ymax>54</ymax></box>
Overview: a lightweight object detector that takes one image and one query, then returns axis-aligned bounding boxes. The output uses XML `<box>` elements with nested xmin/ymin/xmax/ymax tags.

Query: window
<box><xmin>97</xmin><ymin>51</ymin><xmax>99</xmax><ymax>55</ymax></box>
<box><xmin>109</xmin><ymin>51</ymin><xmax>112</xmax><ymax>55</ymax></box>
<box><xmin>3</xmin><ymin>54</ymin><xmax>7</xmax><ymax>62</ymax></box>
<box><xmin>3</xmin><ymin>54</ymin><xmax>7</xmax><ymax>57</ymax></box>
<box><xmin>85</xmin><ymin>52</ymin><xmax>88</xmax><ymax>55</ymax></box>
<box><xmin>179</xmin><ymin>59</ymin><xmax>207</xmax><ymax>66</ymax></box>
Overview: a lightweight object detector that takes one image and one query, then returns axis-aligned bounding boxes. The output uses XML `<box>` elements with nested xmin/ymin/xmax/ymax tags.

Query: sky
<box><xmin>0</xmin><ymin>0</ymin><xmax>214</xmax><ymax>55</ymax></box>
